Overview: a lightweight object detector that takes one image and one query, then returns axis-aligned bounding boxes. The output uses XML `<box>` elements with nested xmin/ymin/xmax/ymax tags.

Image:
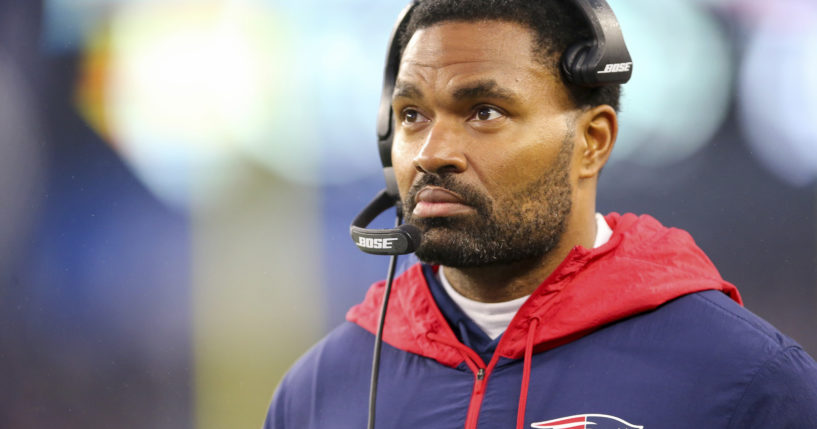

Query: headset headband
<box><xmin>376</xmin><ymin>1</ymin><xmax>419</xmax><ymax>199</ymax></box>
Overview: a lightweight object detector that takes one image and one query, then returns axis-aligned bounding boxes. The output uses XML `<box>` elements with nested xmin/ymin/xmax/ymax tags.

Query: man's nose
<box><xmin>413</xmin><ymin>118</ymin><xmax>467</xmax><ymax>175</ymax></box>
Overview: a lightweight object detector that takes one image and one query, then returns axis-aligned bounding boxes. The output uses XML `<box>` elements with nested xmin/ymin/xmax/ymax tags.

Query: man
<box><xmin>265</xmin><ymin>1</ymin><xmax>817</xmax><ymax>428</ymax></box>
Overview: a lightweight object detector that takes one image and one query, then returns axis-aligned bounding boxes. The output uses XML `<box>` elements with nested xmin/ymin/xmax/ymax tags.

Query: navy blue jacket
<box><xmin>265</xmin><ymin>214</ymin><xmax>817</xmax><ymax>428</ymax></box>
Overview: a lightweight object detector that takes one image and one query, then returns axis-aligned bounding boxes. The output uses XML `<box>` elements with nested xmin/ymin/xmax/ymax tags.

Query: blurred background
<box><xmin>0</xmin><ymin>0</ymin><xmax>815</xmax><ymax>427</ymax></box>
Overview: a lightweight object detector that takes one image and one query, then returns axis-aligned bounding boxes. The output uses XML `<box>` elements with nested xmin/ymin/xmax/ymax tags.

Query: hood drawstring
<box><xmin>429</xmin><ymin>318</ymin><xmax>540</xmax><ymax>429</ymax></box>
<box><xmin>516</xmin><ymin>318</ymin><xmax>540</xmax><ymax>429</ymax></box>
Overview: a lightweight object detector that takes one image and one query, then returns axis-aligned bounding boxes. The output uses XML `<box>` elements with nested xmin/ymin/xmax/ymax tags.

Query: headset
<box><xmin>348</xmin><ymin>1</ymin><xmax>631</xmax><ymax>427</ymax></box>
<box><xmin>350</xmin><ymin>0</ymin><xmax>632</xmax><ymax>256</ymax></box>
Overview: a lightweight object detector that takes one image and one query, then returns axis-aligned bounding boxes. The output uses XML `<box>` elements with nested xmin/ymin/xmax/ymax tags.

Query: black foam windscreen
<box><xmin>350</xmin><ymin>189</ymin><xmax>422</xmax><ymax>255</ymax></box>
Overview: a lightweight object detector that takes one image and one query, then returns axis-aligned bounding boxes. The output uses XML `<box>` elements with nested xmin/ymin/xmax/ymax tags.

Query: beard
<box><xmin>403</xmin><ymin>138</ymin><xmax>573</xmax><ymax>268</ymax></box>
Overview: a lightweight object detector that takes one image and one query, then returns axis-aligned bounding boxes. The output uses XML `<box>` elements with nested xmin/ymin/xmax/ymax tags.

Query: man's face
<box><xmin>392</xmin><ymin>20</ymin><xmax>580</xmax><ymax>267</ymax></box>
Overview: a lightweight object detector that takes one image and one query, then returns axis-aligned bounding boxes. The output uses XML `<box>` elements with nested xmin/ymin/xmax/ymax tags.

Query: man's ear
<box><xmin>577</xmin><ymin>105</ymin><xmax>618</xmax><ymax>179</ymax></box>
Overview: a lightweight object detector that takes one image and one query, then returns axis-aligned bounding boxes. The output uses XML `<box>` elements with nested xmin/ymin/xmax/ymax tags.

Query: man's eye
<box><xmin>401</xmin><ymin>108</ymin><xmax>430</xmax><ymax>125</ymax></box>
<box><xmin>470</xmin><ymin>106</ymin><xmax>504</xmax><ymax>121</ymax></box>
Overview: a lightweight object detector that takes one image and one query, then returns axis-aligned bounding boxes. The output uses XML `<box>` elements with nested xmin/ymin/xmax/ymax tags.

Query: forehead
<box><xmin>396</xmin><ymin>20</ymin><xmax>561</xmax><ymax>99</ymax></box>
<box><xmin>402</xmin><ymin>20</ymin><xmax>538</xmax><ymax>64</ymax></box>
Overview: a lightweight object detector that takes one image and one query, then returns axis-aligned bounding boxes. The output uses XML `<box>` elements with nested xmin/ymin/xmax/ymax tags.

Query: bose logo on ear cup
<box><xmin>598</xmin><ymin>62</ymin><xmax>632</xmax><ymax>74</ymax></box>
<box><xmin>358</xmin><ymin>236</ymin><xmax>400</xmax><ymax>250</ymax></box>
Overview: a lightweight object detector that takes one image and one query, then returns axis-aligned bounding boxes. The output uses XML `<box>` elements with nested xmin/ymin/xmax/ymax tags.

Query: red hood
<box><xmin>347</xmin><ymin>213</ymin><xmax>742</xmax><ymax>368</ymax></box>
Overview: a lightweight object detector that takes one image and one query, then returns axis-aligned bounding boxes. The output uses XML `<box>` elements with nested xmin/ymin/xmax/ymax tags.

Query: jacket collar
<box><xmin>347</xmin><ymin>213</ymin><xmax>742</xmax><ymax>368</ymax></box>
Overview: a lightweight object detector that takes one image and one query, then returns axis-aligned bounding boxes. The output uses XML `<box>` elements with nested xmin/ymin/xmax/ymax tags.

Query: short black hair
<box><xmin>398</xmin><ymin>0</ymin><xmax>622</xmax><ymax>112</ymax></box>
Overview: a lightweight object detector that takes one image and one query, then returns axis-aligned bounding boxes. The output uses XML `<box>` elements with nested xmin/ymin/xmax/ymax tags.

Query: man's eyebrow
<box><xmin>393</xmin><ymin>79</ymin><xmax>520</xmax><ymax>103</ymax></box>
<box><xmin>452</xmin><ymin>80</ymin><xmax>518</xmax><ymax>102</ymax></box>
<box><xmin>393</xmin><ymin>81</ymin><xmax>423</xmax><ymax>100</ymax></box>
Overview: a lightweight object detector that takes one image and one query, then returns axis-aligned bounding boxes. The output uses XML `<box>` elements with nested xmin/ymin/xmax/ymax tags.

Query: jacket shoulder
<box><xmin>678</xmin><ymin>290</ymin><xmax>804</xmax><ymax>353</ymax></box>
<box><xmin>541</xmin><ymin>290</ymin><xmax>817</xmax><ymax>427</ymax></box>
<box><xmin>659</xmin><ymin>291</ymin><xmax>817</xmax><ymax>425</ymax></box>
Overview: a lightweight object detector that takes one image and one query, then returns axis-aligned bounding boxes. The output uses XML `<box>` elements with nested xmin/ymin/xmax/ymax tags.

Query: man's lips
<box><xmin>412</xmin><ymin>187</ymin><xmax>474</xmax><ymax>218</ymax></box>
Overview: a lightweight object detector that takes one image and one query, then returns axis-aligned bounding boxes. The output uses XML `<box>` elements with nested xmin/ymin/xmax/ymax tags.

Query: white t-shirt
<box><xmin>438</xmin><ymin>213</ymin><xmax>613</xmax><ymax>339</ymax></box>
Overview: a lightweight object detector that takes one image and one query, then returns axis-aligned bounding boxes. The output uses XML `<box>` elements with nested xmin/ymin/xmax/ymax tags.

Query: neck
<box><xmin>442</xmin><ymin>209</ymin><xmax>598</xmax><ymax>303</ymax></box>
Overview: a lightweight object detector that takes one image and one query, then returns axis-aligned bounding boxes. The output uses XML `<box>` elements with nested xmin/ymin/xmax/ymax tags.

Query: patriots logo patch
<box><xmin>531</xmin><ymin>414</ymin><xmax>643</xmax><ymax>429</ymax></box>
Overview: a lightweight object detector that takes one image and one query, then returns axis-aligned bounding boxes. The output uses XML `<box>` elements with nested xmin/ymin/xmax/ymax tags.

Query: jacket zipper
<box><xmin>464</xmin><ymin>367</ymin><xmax>488</xmax><ymax>429</ymax></box>
<box><xmin>423</xmin><ymin>332</ymin><xmax>497</xmax><ymax>429</ymax></box>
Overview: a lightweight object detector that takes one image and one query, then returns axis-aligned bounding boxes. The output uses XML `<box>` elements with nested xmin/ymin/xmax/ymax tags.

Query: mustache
<box><xmin>403</xmin><ymin>174</ymin><xmax>492</xmax><ymax>218</ymax></box>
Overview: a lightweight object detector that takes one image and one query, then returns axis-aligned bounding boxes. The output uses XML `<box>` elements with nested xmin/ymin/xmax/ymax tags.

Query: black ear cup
<box><xmin>561</xmin><ymin>40</ymin><xmax>595</xmax><ymax>85</ymax></box>
<box><xmin>560</xmin><ymin>0</ymin><xmax>632</xmax><ymax>87</ymax></box>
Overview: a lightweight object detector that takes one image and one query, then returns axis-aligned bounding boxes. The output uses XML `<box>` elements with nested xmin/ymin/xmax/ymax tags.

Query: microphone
<box><xmin>349</xmin><ymin>188</ymin><xmax>421</xmax><ymax>429</ymax></box>
<box><xmin>350</xmin><ymin>189</ymin><xmax>422</xmax><ymax>255</ymax></box>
